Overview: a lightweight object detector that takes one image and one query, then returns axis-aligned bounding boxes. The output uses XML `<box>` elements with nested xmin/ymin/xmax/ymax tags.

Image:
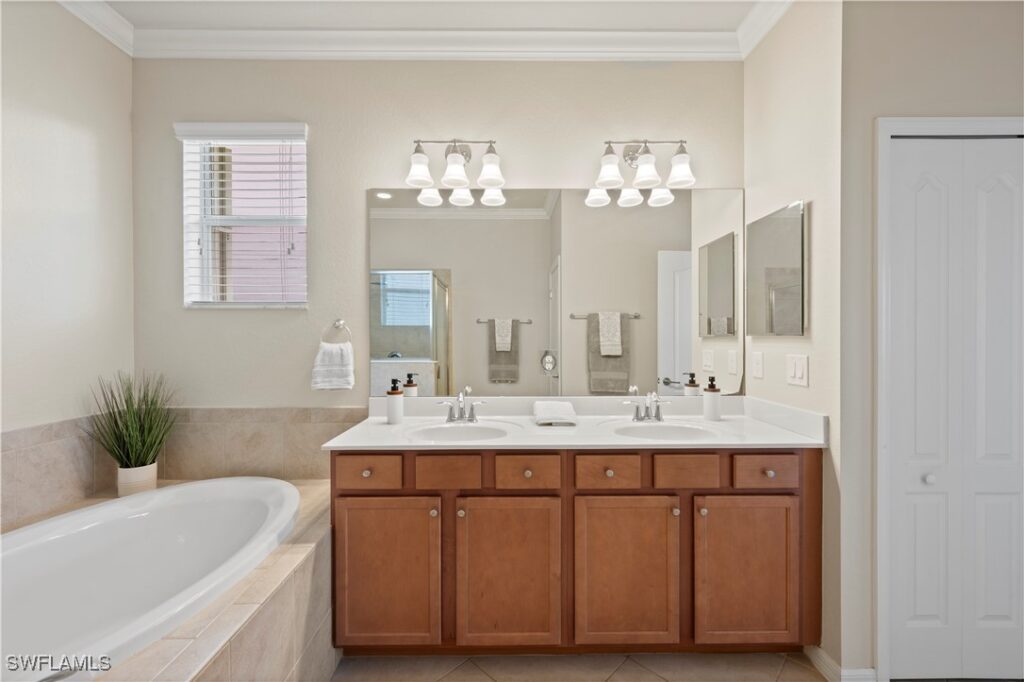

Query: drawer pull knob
<box><xmin>429</xmin><ymin>508</ymin><xmax>438</xmax><ymax>518</ymax></box>
<box><xmin>457</xmin><ymin>509</ymin><xmax>466</xmax><ymax>518</ymax></box>
<box><xmin>672</xmin><ymin>507</ymin><xmax>681</xmax><ymax>517</ymax></box>
<box><xmin>523</xmin><ymin>469</ymin><xmax>534</xmax><ymax>479</ymax></box>
<box><xmin>923</xmin><ymin>473</ymin><xmax>937</xmax><ymax>485</ymax></box>
<box><xmin>605</xmin><ymin>468</ymin><xmax>615</xmax><ymax>478</ymax></box>
<box><xmin>361</xmin><ymin>468</ymin><xmax>373</xmax><ymax>478</ymax></box>
<box><xmin>699</xmin><ymin>507</ymin><xmax>709</xmax><ymax>517</ymax></box>
<box><xmin>764</xmin><ymin>469</ymin><xmax>776</xmax><ymax>479</ymax></box>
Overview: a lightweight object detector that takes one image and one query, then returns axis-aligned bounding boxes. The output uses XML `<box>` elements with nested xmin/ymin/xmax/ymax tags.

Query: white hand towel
<box><xmin>532</xmin><ymin>400</ymin><xmax>578</xmax><ymax>426</ymax></box>
<box><xmin>494</xmin><ymin>318</ymin><xmax>513</xmax><ymax>352</ymax></box>
<box><xmin>311</xmin><ymin>341</ymin><xmax>355</xmax><ymax>390</ymax></box>
<box><xmin>598</xmin><ymin>311</ymin><xmax>622</xmax><ymax>357</ymax></box>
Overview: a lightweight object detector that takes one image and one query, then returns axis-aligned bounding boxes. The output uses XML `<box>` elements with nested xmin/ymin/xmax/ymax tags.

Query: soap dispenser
<box><xmin>403</xmin><ymin>373</ymin><xmax>419</xmax><ymax>397</ymax></box>
<box><xmin>386</xmin><ymin>379</ymin><xmax>404</xmax><ymax>425</ymax></box>
<box><xmin>702</xmin><ymin>376</ymin><xmax>721</xmax><ymax>421</ymax></box>
<box><xmin>683</xmin><ymin>373</ymin><xmax>701</xmax><ymax>396</ymax></box>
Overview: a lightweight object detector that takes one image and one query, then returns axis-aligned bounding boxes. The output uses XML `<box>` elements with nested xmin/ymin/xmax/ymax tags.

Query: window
<box><xmin>175</xmin><ymin>123</ymin><xmax>308</xmax><ymax>306</ymax></box>
<box><xmin>379</xmin><ymin>271</ymin><xmax>432</xmax><ymax>327</ymax></box>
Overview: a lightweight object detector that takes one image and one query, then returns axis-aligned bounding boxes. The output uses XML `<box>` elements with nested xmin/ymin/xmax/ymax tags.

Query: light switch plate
<box><xmin>728</xmin><ymin>350</ymin><xmax>737</xmax><ymax>375</ymax></box>
<box><xmin>752</xmin><ymin>351</ymin><xmax>764</xmax><ymax>379</ymax></box>
<box><xmin>702</xmin><ymin>350</ymin><xmax>714</xmax><ymax>371</ymax></box>
<box><xmin>786</xmin><ymin>354</ymin><xmax>809</xmax><ymax>387</ymax></box>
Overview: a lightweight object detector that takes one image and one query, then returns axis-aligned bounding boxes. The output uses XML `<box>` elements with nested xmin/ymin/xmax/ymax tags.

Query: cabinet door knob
<box><xmin>457</xmin><ymin>509</ymin><xmax>466</xmax><ymax>518</ymax></box>
<box><xmin>764</xmin><ymin>469</ymin><xmax>776</xmax><ymax>479</ymax></box>
<box><xmin>699</xmin><ymin>507</ymin><xmax>709</xmax><ymax>517</ymax></box>
<box><xmin>923</xmin><ymin>473</ymin><xmax>937</xmax><ymax>485</ymax></box>
<box><xmin>672</xmin><ymin>507</ymin><xmax>681</xmax><ymax>516</ymax></box>
<box><xmin>605</xmin><ymin>468</ymin><xmax>615</xmax><ymax>478</ymax></box>
<box><xmin>523</xmin><ymin>469</ymin><xmax>534</xmax><ymax>479</ymax></box>
<box><xmin>429</xmin><ymin>508</ymin><xmax>438</xmax><ymax>518</ymax></box>
<box><xmin>361</xmin><ymin>468</ymin><xmax>373</xmax><ymax>478</ymax></box>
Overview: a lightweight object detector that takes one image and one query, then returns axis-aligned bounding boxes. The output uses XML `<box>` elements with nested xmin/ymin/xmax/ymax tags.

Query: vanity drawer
<box><xmin>654</xmin><ymin>454</ymin><xmax>721</xmax><ymax>489</ymax></box>
<box><xmin>416</xmin><ymin>455</ymin><xmax>482</xmax><ymax>489</ymax></box>
<box><xmin>495</xmin><ymin>454</ymin><xmax>561</xmax><ymax>489</ymax></box>
<box><xmin>335</xmin><ymin>455</ymin><xmax>403</xmax><ymax>489</ymax></box>
<box><xmin>733</xmin><ymin>454</ymin><xmax>799</xmax><ymax>488</ymax></box>
<box><xmin>575</xmin><ymin>454</ymin><xmax>641</xmax><ymax>489</ymax></box>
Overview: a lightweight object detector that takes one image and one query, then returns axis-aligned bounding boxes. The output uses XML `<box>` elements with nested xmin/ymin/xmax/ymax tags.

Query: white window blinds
<box><xmin>175</xmin><ymin>123</ymin><xmax>308</xmax><ymax>307</ymax></box>
<box><xmin>380</xmin><ymin>271</ymin><xmax>432</xmax><ymax>327</ymax></box>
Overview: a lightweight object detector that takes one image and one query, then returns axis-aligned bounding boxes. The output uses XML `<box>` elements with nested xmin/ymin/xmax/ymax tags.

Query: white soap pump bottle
<box><xmin>702</xmin><ymin>376</ymin><xmax>721</xmax><ymax>421</ymax></box>
<box><xmin>386</xmin><ymin>379</ymin><xmax>404</xmax><ymax>425</ymax></box>
<box><xmin>403</xmin><ymin>373</ymin><xmax>419</xmax><ymax>397</ymax></box>
<box><xmin>683</xmin><ymin>372</ymin><xmax>701</xmax><ymax>396</ymax></box>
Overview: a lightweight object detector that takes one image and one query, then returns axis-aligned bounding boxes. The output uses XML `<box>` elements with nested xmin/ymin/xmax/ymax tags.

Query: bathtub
<box><xmin>1</xmin><ymin>477</ymin><xmax>299</xmax><ymax>681</ymax></box>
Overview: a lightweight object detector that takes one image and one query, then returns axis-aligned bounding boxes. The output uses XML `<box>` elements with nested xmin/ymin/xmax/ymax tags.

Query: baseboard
<box><xmin>804</xmin><ymin>646</ymin><xmax>877</xmax><ymax>682</ymax></box>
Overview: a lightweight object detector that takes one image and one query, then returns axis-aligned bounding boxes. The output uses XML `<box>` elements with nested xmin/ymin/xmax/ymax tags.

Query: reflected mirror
<box><xmin>698</xmin><ymin>233</ymin><xmax>735</xmax><ymax>337</ymax></box>
<box><xmin>746</xmin><ymin>201</ymin><xmax>806</xmax><ymax>336</ymax></box>
<box><xmin>368</xmin><ymin>188</ymin><xmax>744</xmax><ymax>396</ymax></box>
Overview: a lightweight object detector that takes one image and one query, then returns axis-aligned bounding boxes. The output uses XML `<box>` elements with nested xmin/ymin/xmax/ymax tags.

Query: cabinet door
<box><xmin>334</xmin><ymin>497</ymin><xmax>441</xmax><ymax>645</ymax></box>
<box><xmin>456</xmin><ymin>497</ymin><xmax>561</xmax><ymax>645</ymax></box>
<box><xmin>574</xmin><ymin>496</ymin><xmax>680</xmax><ymax>644</ymax></box>
<box><xmin>694</xmin><ymin>495</ymin><xmax>799</xmax><ymax>643</ymax></box>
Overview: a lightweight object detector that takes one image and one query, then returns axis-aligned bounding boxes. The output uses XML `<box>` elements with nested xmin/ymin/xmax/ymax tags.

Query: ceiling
<box><xmin>61</xmin><ymin>0</ymin><xmax>792</xmax><ymax>60</ymax></box>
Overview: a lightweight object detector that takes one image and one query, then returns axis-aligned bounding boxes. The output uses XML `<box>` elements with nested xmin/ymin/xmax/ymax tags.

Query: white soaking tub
<box><xmin>1</xmin><ymin>477</ymin><xmax>299</xmax><ymax>681</ymax></box>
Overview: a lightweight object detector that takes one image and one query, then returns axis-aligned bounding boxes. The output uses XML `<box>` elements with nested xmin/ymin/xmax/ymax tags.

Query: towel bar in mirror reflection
<box><xmin>367</xmin><ymin>188</ymin><xmax>745</xmax><ymax>397</ymax></box>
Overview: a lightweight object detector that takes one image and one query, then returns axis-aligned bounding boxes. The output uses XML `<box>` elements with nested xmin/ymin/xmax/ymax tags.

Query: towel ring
<box><xmin>321</xmin><ymin>318</ymin><xmax>352</xmax><ymax>342</ymax></box>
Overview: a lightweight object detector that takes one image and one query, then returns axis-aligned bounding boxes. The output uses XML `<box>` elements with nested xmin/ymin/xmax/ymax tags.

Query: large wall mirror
<box><xmin>368</xmin><ymin>188</ymin><xmax>745</xmax><ymax>397</ymax></box>
<box><xmin>745</xmin><ymin>201</ymin><xmax>806</xmax><ymax>336</ymax></box>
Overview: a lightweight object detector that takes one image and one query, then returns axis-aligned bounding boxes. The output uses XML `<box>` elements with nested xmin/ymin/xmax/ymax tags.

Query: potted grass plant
<box><xmin>88</xmin><ymin>372</ymin><xmax>177</xmax><ymax>496</ymax></box>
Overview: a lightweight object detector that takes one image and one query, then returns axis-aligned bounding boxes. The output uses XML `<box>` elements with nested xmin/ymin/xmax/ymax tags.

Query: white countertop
<box><xmin>322</xmin><ymin>397</ymin><xmax>827</xmax><ymax>451</ymax></box>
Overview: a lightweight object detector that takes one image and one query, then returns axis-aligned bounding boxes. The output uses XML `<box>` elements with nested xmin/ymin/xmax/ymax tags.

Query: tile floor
<box><xmin>331</xmin><ymin>652</ymin><xmax>826</xmax><ymax>682</ymax></box>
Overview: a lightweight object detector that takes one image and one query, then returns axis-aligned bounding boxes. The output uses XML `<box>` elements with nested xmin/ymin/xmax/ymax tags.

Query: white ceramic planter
<box><xmin>117</xmin><ymin>462</ymin><xmax>158</xmax><ymax>497</ymax></box>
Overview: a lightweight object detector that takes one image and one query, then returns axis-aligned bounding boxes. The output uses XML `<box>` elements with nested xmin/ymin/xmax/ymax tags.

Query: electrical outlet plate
<box><xmin>728</xmin><ymin>350</ymin><xmax>737</xmax><ymax>375</ymax></box>
<box><xmin>702</xmin><ymin>350</ymin><xmax>714</xmax><ymax>371</ymax></box>
<box><xmin>786</xmin><ymin>354</ymin><xmax>809</xmax><ymax>387</ymax></box>
<box><xmin>752</xmin><ymin>351</ymin><xmax>764</xmax><ymax>379</ymax></box>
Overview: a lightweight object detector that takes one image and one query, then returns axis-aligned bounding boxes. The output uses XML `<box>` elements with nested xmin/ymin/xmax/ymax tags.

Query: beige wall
<box><xmin>559</xmin><ymin>190</ymin><xmax>691</xmax><ymax>395</ymax></box>
<box><xmin>840</xmin><ymin>1</ymin><xmax>1024</xmax><ymax>669</ymax></box>
<box><xmin>743</xmin><ymin>1</ymin><xmax>843</xmax><ymax>663</ymax></box>
<box><xmin>1</xmin><ymin>2</ymin><xmax>134</xmax><ymax>431</ymax></box>
<box><xmin>131</xmin><ymin>60</ymin><xmax>744</xmax><ymax>406</ymax></box>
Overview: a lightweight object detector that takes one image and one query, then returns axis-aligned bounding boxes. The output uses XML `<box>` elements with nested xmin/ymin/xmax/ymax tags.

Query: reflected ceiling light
<box><xmin>617</xmin><ymin>188</ymin><xmax>643</xmax><ymax>208</ymax></box>
<box><xmin>417</xmin><ymin>188</ymin><xmax>443</xmax><ymax>207</ymax></box>
<box><xmin>631</xmin><ymin>144</ymin><xmax>661</xmax><ymax>189</ymax></box>
<box><xmin>404</xmin><ymin>142</ymin><xmax>433</xmax><ymax>188</ymax></box>
<box><xmin>449</xmin><ymin>187</ymin><xmax>475</xmax><ymax>207</ymax></box>
<box><xmin>666</xmin><ymin>143</ymin><xmax>696</xmax><ymax>189</ymax></box>
<box><xmin>375</xmin><ymin>191</ymin><xmax>393</xmax><ymax>200</ymax></box>
<box><xmin>595</xmin><ymin>144</ymin><xmax>625</xmax><ymax>189</ymax></box>
<box><xmin>648</xmin><ymin>188</ymin><xmax>674</xmax><ymax>207</ymax></box>
<box><xmin>585</xmin><ymin>188</ymin><xmax>611</xmax><ymax>208</ymax></box>
<box><xmin>481</xmin><ymin>188</ymin><xmax>506</xmax><ymax>207</ymax></box>
<box><xmin>477</xmin><ymin>143</ymin><xmax>505</xmax><ymax>188</ymax></box>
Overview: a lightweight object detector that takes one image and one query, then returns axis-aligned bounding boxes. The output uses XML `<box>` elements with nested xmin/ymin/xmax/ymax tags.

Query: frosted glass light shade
<box><xmin>449</xmin><ymin>187</ymin><xmax>475</xmax><ymax>207</ymax></box>
<box><xmin>481</xmin><ymin>188</ymin><xmax>506</xmax><ymax>206</ymax></box>
<box><xmin>477</xmin><ymin>151</ymin><xmax>505</xmax><ymax>188</ymax></box>
<box><xmin>617</xmin><ymin>188</ymin><xmax>643</xmax><ymax>208</ymax></box>
<box><xmin>405</xmin><ymin>151</ymin><xmax>433</xmax><ymax>188</ymax></box>
<box><xmin>666</xmin><ymin>152</ymin><xmax>696</xmax><ymax>188</ymax></box>
<box><xmin>595</xmin><ymin>152</ymin><xmax>625</xmax><ymax>189</ymax></box>
<box><xmin>632</xmin><ymin>152</ymin><xmax>661</xmax><ymax>189</ymax></box>
<box><xmin>441</xmin><ymin>152</ymin><xmax>470</xmax><ymax>188</ymax></box>
<box><xmin>417</xmin><ymin>188</ymin><xmax>443</xmax><ymax>207</ymax></box>
<box><xmin>585</xmin><ymin>188</ymin><xmax>610</xmax><ymax>207</ymax></box>
<box><xmin>648</xmin><ymin>188</ymin><xmax>674</xmax><ymax>207</ymax></box>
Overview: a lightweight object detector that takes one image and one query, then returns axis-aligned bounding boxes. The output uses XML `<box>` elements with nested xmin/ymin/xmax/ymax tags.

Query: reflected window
<box><xmin>380</xmin><ymin>271</ymin><xmax>432</xmax><ymax>327</ymax></box>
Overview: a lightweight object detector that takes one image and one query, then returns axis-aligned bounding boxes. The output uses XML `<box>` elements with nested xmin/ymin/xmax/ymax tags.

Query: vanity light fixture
<box><xmin>481</xmin><ymin>188</ymin><xmax>506</xmax><ymax>207</ymax></box>
<box><xmin>449</xmin><ymin>187</ymin><xmax>475</xmax><ymax>207</ymax></box>
<box><xmin>631</xmin><ymin>144</ymin><xmax>661</xmax><ymax>189</ymax></box>
<box><xmin>588</xmin><ymin>139</ymin><xmax>695</xmax><ymax>206</ymax></box>
<box><xmin>666</xmin><ymin>142</ymin><xmax>696</xmax><ymax>189</ymax></box>
<box><xmin>648</xmin><ymin>187</ymin><xmax>675</xmax><ymax>207</ymax></box>
<box><xmin>404</xmin><ymin>139</ymin><xmax>504</xmax><ymax>202</ymax></box>
<box><xmin>441</xmin><ymin>147</ymin><xmax>471</xmax><ymax>188</ymax></box>
<box><xmin>585</xmin><ymin>188</ymin><xmax>611</xmax><ymax>207</ymax></box>
<box><xmin>595</xmin><ymin>144</ymin><xmax>625</xmax><ymax>188</ymax></box>
<box><xmin>404</xmin><ymin>142</ymin><xmax>434</xmax><ymax>188</ymax></box>
<box><xmin>617</xmin><ymin>188</ymin><xmax>643</xmax><ymax>208</ymax></box>
<box><xmin>477</xmin><ymin>144</ymin><xmax>505</xmax><ymax>188</ymax></box>
<box><xmin>417</xmin><ymin>188</ymin><xmax>443</xmax><ymax>207</ymax></box>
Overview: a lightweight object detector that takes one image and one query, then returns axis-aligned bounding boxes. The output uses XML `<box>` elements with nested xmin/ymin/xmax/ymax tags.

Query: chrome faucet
<box><xmin>623</xmin><ymin>388</ymin><xmax>669</xmax><ymax>422</ymax></box>
<box><xmin>439</xmin><ymin>386</ymin><xmax>486</xmax><ymax>423</ymax></box>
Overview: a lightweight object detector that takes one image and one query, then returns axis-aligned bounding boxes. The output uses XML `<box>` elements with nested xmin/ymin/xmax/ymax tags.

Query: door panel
<box><xmin>574</xmin><ymin>496</ymin><xmax>680</xmax><ymax>644</ymax></box>
<box><xmin>694</xmin><ymin>495</ymin><xmax>799</xmax><ymax>644</ymax></box>
<box><xmin>334</xmin><ymin>497</ymin><xmax>441</xmax><ymax>645</ymax></box>
<box><xmin>456</xmin><ymin>497</ymin><xmax>561</xmax><ymax>645</ymax></box>
<box><xmin>657</xmin><ymin>250</ymin><xmax>692</xmax><ymax>395</ymax></box>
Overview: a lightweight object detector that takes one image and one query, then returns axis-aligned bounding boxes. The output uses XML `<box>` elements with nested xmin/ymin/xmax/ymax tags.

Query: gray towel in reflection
<box><xmin>587</xmin><ymin>313</ymin><xmax>630</xmax><ymax>394</ymax></box>
<box><xmin>488</xmin><ymin>319</ymin><xmax>519</xmax><ymax>383</ymax></box>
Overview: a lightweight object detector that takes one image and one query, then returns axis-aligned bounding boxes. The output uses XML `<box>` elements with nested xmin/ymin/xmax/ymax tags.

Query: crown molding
<box><xmin>736</xmin><ymin>0</ymin><xmax>792</xmax><ymax>58</ymax></box>
<box><xmin>58</xmin><ymin>1</ymin><xmax>134</xmax><ymax>55</ymax></box>
<box><xmin>370</xmin><ymin>207</ymin><xmax>552</xmax><ymax>221</ymax></box>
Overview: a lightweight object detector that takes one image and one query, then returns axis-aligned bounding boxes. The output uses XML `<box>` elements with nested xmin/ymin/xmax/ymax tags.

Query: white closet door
<box><xmin>887</xmin><ymin>137</ymin><xmax>1023</xmax><ymax>679</ymax></box>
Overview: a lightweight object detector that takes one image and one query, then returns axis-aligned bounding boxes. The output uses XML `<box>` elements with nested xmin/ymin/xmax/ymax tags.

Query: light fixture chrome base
<box><xmin>622</xmin><ymin>144</ymin><xmax>644</xmax><ymax>169</ymax></box>
<box><xmin>444</xmin><ymin>142</ymin><xmax>472</xmax><ymax>164</ymax></box>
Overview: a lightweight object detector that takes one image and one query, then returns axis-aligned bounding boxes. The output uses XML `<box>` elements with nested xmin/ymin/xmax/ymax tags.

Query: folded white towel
<box><xmin>311</xmin><ymin>341</ymin><xmax>354</xmax><ymax>390</ymax></box>
<box><xmin>494</xmin><ymin>318</ymin><xmax>513</xmax><ymax>352</ymax></box>
<box><xmin>533</xmin><ymin>400</ymin><xmax>578</xmax><ymax>426</ymax></box>
<box><xmin>598</xmin><ymin>312</ymin><xmax>622</xmax><ymax>357</ymax></box>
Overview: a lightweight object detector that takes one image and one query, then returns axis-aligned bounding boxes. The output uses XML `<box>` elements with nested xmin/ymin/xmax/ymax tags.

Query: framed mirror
<box><xmin>698</xmin><ymin>233</ymin><xmax>735</xmax><ymax>337</ymax></box>
<box><xmin>746</xmin><ymin>201</ymin><xmax>806</xmax><ymax>336</ymax></box>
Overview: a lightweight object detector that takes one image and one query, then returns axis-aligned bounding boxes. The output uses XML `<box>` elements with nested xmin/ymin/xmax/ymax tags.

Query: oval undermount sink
<box><xmin>407</xmin><ymin>423</ymin><xmax>510</xmax><ymax>442</ymax></box>
<box><xmin>613</xmin><ymin>423</ymin><xmax>713</xmax><ymax>441</ymax></box>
